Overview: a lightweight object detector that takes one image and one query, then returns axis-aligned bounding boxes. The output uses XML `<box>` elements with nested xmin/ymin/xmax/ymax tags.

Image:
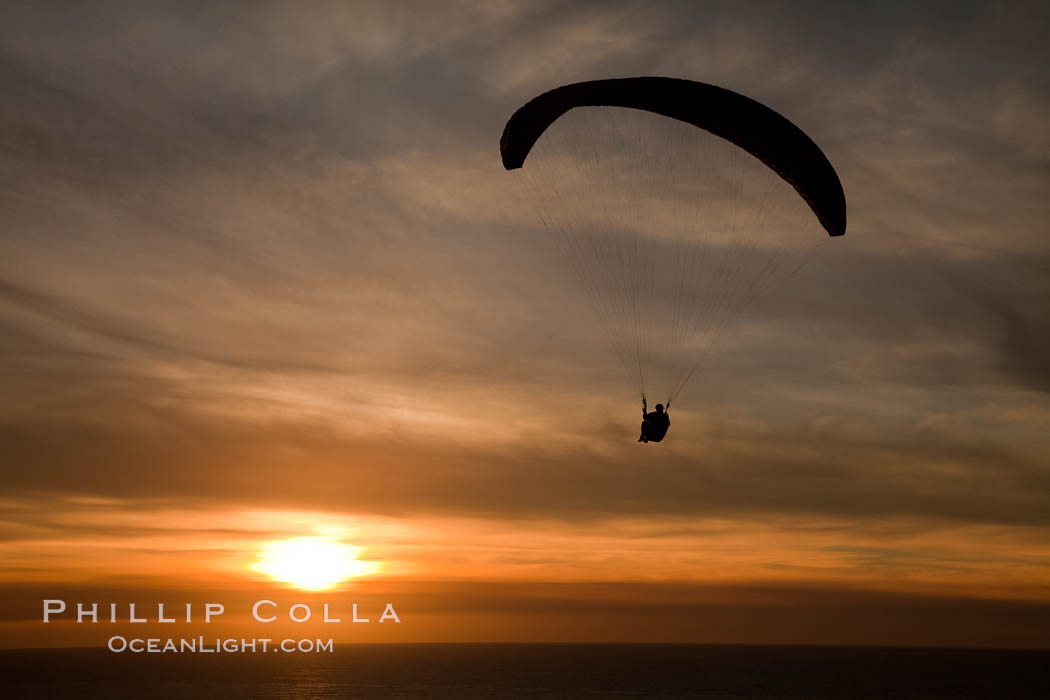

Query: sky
<box><xmin>1</xmin><ymin>0</ymin><xmax>1049</xmax><ymax>648</ymax></box>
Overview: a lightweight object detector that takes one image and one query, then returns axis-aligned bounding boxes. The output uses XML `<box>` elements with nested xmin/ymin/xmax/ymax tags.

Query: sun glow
<box><xmin>248</xmin><ymin>536</ymin><xmax>381</xmax><ymax>591</ymax></box>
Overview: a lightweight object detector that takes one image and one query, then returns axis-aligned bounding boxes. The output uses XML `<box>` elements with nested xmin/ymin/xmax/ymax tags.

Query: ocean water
<box><xmin>2</xmin><ymin>644</ymin><xmax>1048</xmax><ymax>699</ymax></box>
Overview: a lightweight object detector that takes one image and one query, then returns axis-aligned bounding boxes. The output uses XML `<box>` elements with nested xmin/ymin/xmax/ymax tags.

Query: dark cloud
<box><xmin>1</xmin><ymin>390</ymin><xmax>1047</xmax><ymax>528</ymax></box>
<box><xmin>3</xmin><ymin>580</ymin><xmax>1050</xmax><ymax>647</ymax></box>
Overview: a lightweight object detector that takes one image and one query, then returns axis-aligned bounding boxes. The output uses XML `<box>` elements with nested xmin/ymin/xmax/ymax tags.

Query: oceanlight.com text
<box><xmin>107</xmin><ymin>636</ymin><xmax>334</xmax><ymax>653</ymax></box>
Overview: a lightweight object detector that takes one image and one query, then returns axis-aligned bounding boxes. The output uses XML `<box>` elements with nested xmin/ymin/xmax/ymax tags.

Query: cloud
<box><xmin>0</xmin><ymin>1</ymin><xmax>1048</xmax><ymax>642</ymax></box>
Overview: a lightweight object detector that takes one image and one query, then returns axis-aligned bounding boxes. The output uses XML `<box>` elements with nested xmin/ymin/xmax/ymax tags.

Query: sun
<box><xmin>248</xmin><ymin>536</ymin><xmax>381</xmax><ymax>591</ymax></box>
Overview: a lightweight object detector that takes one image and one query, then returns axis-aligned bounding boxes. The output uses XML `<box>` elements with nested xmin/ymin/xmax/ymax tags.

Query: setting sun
<box><xmin>248</xmin><ymin>537</ymin><xmax>381</xmax><ymax>591</ymax></box>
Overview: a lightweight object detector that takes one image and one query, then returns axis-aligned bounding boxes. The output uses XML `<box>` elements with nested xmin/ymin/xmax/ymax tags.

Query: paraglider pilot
<box><xmin>638</xmin><ymin>398</ymin><xmax>670</xmax><ymax>443</ymax></box>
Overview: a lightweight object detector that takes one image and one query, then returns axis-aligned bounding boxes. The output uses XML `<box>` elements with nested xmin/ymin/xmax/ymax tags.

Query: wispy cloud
<box><xmin>0</xmin><ymin>0</ymin><xmax>1048</xmax><ymax>645</ymax></box>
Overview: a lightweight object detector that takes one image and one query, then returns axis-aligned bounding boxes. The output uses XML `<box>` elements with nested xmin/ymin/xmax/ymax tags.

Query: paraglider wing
<box><xmin>500</xmin><ymin>77</ymin><xmax>846</xmax><ymax>237</ymax></box>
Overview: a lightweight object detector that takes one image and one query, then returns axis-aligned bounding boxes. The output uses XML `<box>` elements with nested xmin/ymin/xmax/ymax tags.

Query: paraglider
<box><xmin>638</xmin><ymin>399</ymin><xmax>670</xmax><ymax>443</ymax></box>
<box><xmin>500</xmin><ymin>77</ymin><xmax>846</xmax><ymax>441</ymax></box>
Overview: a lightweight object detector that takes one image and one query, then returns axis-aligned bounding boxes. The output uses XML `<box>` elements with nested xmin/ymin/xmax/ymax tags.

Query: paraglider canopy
<box><xmin>501</xmin><ymin>77</ymin><xmax>846</xmax><ymax>405</ymax></box>
<box><xmin>501</xmin><ymin>77</ymin><xmax>845</xmax><ymax>238</ymax></box>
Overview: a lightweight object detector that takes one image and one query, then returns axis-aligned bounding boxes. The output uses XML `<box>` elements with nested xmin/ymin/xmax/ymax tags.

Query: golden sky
<box><xmin>1</xmin><ymin>1</ymin><xmax>1049</xmax><ymax>648</ymax></box>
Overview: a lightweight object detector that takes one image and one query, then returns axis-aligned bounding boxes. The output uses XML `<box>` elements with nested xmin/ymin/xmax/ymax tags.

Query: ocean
<box><xmin>2</xmin><ymin>644</ymin><xmax>1048</xmax><ymax>699</ymax></box>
